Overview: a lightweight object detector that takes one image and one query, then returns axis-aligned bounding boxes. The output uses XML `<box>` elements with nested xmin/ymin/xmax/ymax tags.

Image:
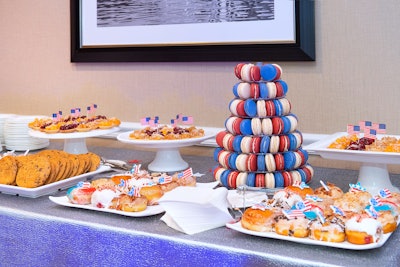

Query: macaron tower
<box><xmin>213</xmin><ymin>63</ymin><xmax>314</xmax><ymax>189</ymax></box>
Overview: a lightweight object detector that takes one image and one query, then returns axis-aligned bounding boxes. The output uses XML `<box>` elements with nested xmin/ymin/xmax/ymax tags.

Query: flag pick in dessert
<box><xmin>349</xmin><ymin>182</ymin><xmax>366</xmax><ymax>192</ymax></box>
<box><xmin>330</xmin><ymin>205</ymin><xmax>345</xmax><ymax>217</ymax></box>
<box><xmin>379</xmin><ymin>188</ymin><xmax>392</xmax><ymax>198</ymax></box>
<box><xmin>372</xmin><ymin>123</ymin><xmax>386</xmax><ymax>134</ymax></box>
<box><xmin>364</xmin><ymin>128</ymin><xmax>377</xmax><ymax>139</ymax></box>
<box><xmin>282</xmin><ymin>209</ymin><xmax>305</xmax><ymax>219</ymax></box>
<box><xmin>177</xmin><ymin>167</ymin><xmax>193</xmax><ymax>179</ymax></box>
<box><xmin>52</xmin><ymin>113</ymin><xmax>58</xmax><ymax>122</ymax></box>
<box><xmin>320</xmin><ymin>180</ymin><xmax>330</xmax><ymax>191</ymax></box>
<box><xmin>347</xmin><ymin>124</ymin><xmax>360</xmax><ymax>135</ymax></box>
<box><xmin>182</xmin><ymin>116</ymin><xmax>194</xmax><ymax>125</ymax></box>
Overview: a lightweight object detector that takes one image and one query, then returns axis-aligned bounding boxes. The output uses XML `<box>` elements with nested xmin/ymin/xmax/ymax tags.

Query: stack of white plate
<box><xmin>0</xmin><ymin>114</ymin><xmax>17</xmax><ymax>147</ymax></box>
<box><xmin>4</xmin><ymin>115</ymin><xmax>49</xmax><ymax>151</ymax></box>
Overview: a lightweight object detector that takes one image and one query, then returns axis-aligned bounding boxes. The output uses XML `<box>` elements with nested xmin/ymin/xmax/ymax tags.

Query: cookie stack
<box><xmin>213</xmin><ymin>63</ymin><xmax>313</xmax><ymax>189</ymax></box>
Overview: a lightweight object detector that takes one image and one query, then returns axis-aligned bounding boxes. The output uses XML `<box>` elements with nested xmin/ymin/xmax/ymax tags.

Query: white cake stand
<box><xmin>29</xmin><ymin>127</ymin><xmax>120</xmax><ymax>154</ymax></box>
<box><xmin>305</xmin><ymin>132</ymin><xmax>400</xmax><ymax>195</ymax></box>
<box><xmin>117</xmin><ymin>131</ymin><xmax>216</xmax><ymax>172</ymax></box>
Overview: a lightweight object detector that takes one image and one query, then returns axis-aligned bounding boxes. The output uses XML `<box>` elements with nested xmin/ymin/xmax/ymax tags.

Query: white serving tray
<box><xmin>49</xmin><ymin>196</ymin><xmax>165</xmax><ymax>217</ymax></box>
<box><xmin>226</xmin><ymin>220</ymin><xmax>398</xmax><ymax>250</ymax></box>
<box><xmin>304</xmin><ymin>132</ymin><xmax>400</xmax><ymax>195</ymax></box>
<box><xmin>0</xmin><ymin>165</ymin><xmax>111</xmax><ymax>198</ymax></box>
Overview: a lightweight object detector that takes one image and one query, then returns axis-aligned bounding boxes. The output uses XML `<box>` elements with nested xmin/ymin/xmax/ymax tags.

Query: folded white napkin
<box><xmin>158</xmin><ymin>186</ymin><xmax>233</xmax><ymax>235</ymax></box>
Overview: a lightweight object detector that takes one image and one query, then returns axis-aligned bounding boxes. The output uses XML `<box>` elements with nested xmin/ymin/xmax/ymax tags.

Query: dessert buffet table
<box><xmin>1</xmin><ymin>140</ymin><xmax>400</xmax><ymax>266</ymax></box>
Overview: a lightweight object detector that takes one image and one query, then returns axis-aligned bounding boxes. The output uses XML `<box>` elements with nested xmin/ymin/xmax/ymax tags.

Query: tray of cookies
<box><xmin>226</xmin><ymin>181</ymin><xmax>400</xmax><ymax>250</ymax></box>
<box><xmin>0</xmin><ymin>150</ymin><xmax>111</xmax><ymax>198</ymax></box>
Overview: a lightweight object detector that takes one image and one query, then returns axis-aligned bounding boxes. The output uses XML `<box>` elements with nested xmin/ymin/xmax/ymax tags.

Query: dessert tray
<box><xmin>49</xmin><ymin>196</ymin><xmax>165</xmax><ymax>217</ymax></box>
<box><xmin>304</xmin><ymin>132</ymin><xmax>400</xmax><ymax>195</ymax></box>
<box><xmin>29</xmin><ymin>127</ymin><xmax>120</xmax><ymax>154</ymax></box>
<box><xmin>48</xmin><ymin>181</ymin><xmax>220</xmax><ymax>218</ymax></box>
<box><xmin>0</xmin><ymin>165</ymin><xmax>111</xmax><ymax>198</ymax></box>
<box><xmin>226</xmin><ymin>219</ymin><xmax>399</xmax><ymax>250</ymax></box>
<box><xmin>117</xmin><ymin>131</ymin><xmax>216</xmax><ymax>172</ymax></box>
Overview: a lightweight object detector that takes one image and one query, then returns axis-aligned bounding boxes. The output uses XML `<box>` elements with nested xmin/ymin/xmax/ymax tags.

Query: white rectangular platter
<box><xmin>226</xmin><ymin>220</ymin><xmax>398</xmax><ymax>250</ymax></box>
<box><xmin>0</xmin><ymin>165</ymin><xmax>111</xmax><ymax>198</ymax></box>
<box><xmin>49</xmin><ymin>196</ymin><xmax>165</xmax><ymax>217</ymax></box>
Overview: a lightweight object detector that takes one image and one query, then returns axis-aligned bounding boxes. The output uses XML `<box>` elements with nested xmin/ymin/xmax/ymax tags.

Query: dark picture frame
<box><xmin>70</xmin><ymin>0</ymin><xmax>315</xmax><ymax>62</ymax></box>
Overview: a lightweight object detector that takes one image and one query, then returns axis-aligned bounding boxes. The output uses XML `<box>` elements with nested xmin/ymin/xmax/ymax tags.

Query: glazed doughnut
<box><xmin>345</xmin><ymin>214</ymin><xmax>383</xmax><ymax>244</ymax></box>
<box><xmin>274</xmin><ymin>215</ymin><xmax>310</xmax><ymax>238</ymax></box>
<box><xmin>309</xmin><ymin>215</ymin><xmax>346</xmax><ymax>242</ymax></box>
<box><xmin>285</xmin><ymin>182</ymin><xmax>314</xmax><ymax>199</ymax></box>
<box><xmin>110</xmin><ymin>194</ymin><xmax>148</xmax><ymax>212</ymax></box>
<box><xmin>66</xmin><ymin>182</ymin><xmax>96</xmax><ymax>205</ymax></box>
<box><xmin>139</xmin><ymin>184</ymin><xmax>164</xmax><ymax>205</ymax></box>
<box><xmin>314</xmin><ymin>181</ymin><xmax>344</xmax><ymax>202</ymax></box>
<box><xmin>241</xmin><ymin>205</ymin><xmax>278</xmax><ymax>232</ymax></box>
<box><xmin>333</xmin><ymin>191</ymin><xmax>372</xmax><ymax>213</ymax></box>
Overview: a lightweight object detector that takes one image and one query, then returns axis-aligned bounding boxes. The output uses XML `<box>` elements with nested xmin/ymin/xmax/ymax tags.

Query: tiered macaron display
<box><xmin>213</xmin><ymin>63</ymin><xmax>314</xmax><ymax>189</ymax></box>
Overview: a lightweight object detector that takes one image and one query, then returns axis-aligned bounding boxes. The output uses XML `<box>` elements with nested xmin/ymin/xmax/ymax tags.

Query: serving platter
<box><xmin>0</xmin><ymin>165</ymin><xmax>111</xmax><ymax>198</ymax></box>
<box><xmin>226</xmin><ymin>220</ymin><xmax>399</xmax><ymax>250</ymax></box>
<box><xmin>117</xmin><ymin>131</ymin><xmax>216</xmax><ymax>172</ymax></box>
<box><xmin>304</xmin><ymin>132</ymin><xmax>400</xmax><ymax>195</ymax></box>
<box><xmin>48</xmin><ymin>181</ymin><xmax>220</xmax><ymax>218</ymax></box>
<box><xmin>49</xmin><ymin>195</ymin><xmax>165</xmax><ymax>217</ymax></box>
<box><xmin>29</xmin><ymin>127</ymin><xmax>120</xmax><ymax>154</ymax></box>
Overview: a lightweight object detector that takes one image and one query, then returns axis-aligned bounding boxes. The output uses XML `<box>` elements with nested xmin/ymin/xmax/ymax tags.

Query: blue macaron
<box><xmin>259</xmin><ymin>82</ymin><xmax>269</xmax><ymax>99</ymax></box>
<box><xmin>297</xmin><ymin>168</ymin><xmax>307</xmax><ymax>183</ymax></box>
<box><xmin>260</xmin><ymin>64</ymin><xmax>278</xmax><ymax>81</ymax></box>
<box><xmin>220</xmin><ymin>169</ymin><xmax>230</xmax><ymax>188</ymax></box>
<box><xmin>228</xmin><ymin>152</ymin><xmax>238</xmax><ymax>169</ymax></box>
<box><xmin>287</xmin><ymin>133</ymin><xmax>298</xmax><ymax>151</ymax></box>
<box><xmin>232</xmin><ymin>135</ymin><xmax>243</xmax><ymax>153</ymax></box>
<box><xmin>257</xmin><ymin>154</ymin><xmax>266</xmax><ymax>171</ymax></box>
<box><xmin>273</xmin><ymin>99</ymin><xmax>283</xmax><ymax>116</ymax></box>
<box><xmin>213</xmin><ymin>147</ymin><xmax>223</xmax><ymax>162</ymax></box>
<box><xmin>232</xmin><ymin>83</ymin><xmax>240</xmax><ymax>98</ymax></box>
<box><xmin>283</xmin><ymin>151</ymin><xmax>295</xmax><ymax>170</ymax></box>
<box><xmin>281</xmin><ymin>116</ymin><xmax>291</xmax><ymax>134</ymax></box>
<box><xmin>244</xmin><ymin>99</ymin><xmax>257</xmax><ymax>117</ymax></box>
<box><xmin>274</xmin><ymin>172</ymin><xmax>284</xmax><ymax>187</ymax></box>
<box><xmin>239</xmin><ymin>119</ymin><xmax>253</xmax><ymax>135</ymax></box>
<box><xmin>260</xmin><ymin>135</ymin><xmax>270</xmax><ymax>153</ymax></box>
<box><xmin>246</xmin><ymin>172</ymin><xmax>256</xmax><ymax>187</ymax></box>
<box><xmin>277</xmin><ymin>80</ymin><xmax>288</xmax><ymax>95</ymax></box>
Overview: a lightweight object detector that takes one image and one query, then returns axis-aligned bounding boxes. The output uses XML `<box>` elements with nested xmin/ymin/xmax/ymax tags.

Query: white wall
<box><xmin>1</xmin><ymin>1</ymin><xmax>399</xmax><ymax>134</ymax></box>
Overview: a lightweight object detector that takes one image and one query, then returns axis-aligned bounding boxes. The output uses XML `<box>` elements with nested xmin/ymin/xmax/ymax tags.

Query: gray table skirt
<box><xmin>0</xmin><ymin>141</ymin><xmax>399</xmax><ymax>267</ymax></box>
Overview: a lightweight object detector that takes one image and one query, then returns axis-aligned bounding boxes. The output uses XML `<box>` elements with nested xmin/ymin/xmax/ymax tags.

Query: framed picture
<box><xmin>70</xmin><ymin>0</ymin><xmax>315</xmax><ymax>62</ymax></box>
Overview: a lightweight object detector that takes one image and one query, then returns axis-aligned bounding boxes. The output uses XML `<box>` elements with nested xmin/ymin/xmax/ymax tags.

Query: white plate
<box><xmin>49</xmin><ymin>196</ymin><xmax>165</xmax><ymax>217</ymax></box>
<box><xmin>0</xmin><ymin>165</ymin><xmax>111</xmax><ymax>198</ymax></box>
<box><xmin>117</xmin><ymin>131</ymin><xmax>216</xmax><ymax>149</ymax></box>
<box><xmin>29</xmin><ymin>127</ymin><xmax>120</xmax><ymax>139</ymax></box>
<box><xmin>48</xmin><ymin>181</ymin><xmax>219</xmax><ymax>218</ymax></box>
<box><xmin>226</xmin><ymin>220</ymin><xmax>398</xmax><ymax>250</ymax></box>
<box><xmin>304</xmin><ymin>132</ymin><xmax>400</xmax><ymax>164</ymax></box>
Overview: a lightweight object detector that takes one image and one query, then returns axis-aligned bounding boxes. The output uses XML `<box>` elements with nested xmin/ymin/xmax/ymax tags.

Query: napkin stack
<box><xmin>158</xmin><ymin>186</ymin><xmax>233</xmax><ymax>235</ymax></box>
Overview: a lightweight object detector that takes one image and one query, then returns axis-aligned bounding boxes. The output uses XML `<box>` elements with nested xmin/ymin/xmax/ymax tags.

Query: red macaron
<box><xmin>272</xmin><ymin>117</ymin><xmax>284</xmax><ymax>135</ymax></box>
<box><xmin>255</xmin><ymin>173</ymin><xmax>266</xmax><ymax>187</ymax></box>
<box><xmin>279</xmin><ymin>135</ymin><xmax>289</xmax><ymax>152</ymax></box>
<box><xmin>274</xmin><ymin>153</ymin><xmax>284</xmax><ymax>171</ymax></box>
<box><xmin>234</xmin><ymin>63</ymin><xmax>245</xmax><ymax>79</ymax></box>
<box><xmin>265</xmin><ymin>100</ymin><xmax>276</xmax><ymax>116</ymax></box>
<box><xmin>246</xmin><ymin>154</ymin><xmax>258</xmax><ymax>172</ymax></box>
<box><xmin>282</xmin><ymin>171</ymin><xmax>292</xmax><ymax>187</ymax></box>
<box><xmin>228</xmin><ymin>171</ymin><xmax>239</xmax><ymax>189</ymax></box>
<box><xmin>250</xmin><ymin>83</ymin><xmax>260</xmax><ymax>99</ymax></box>
<box><xmin>251</xmin><ymin>136</ymin><xmax>261</xmax><ymax>153</ymax></box>
<box><xmin>215</xmin><ymin>131</ymin><xmax>227</xmax><ymax>148</ymax></box>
